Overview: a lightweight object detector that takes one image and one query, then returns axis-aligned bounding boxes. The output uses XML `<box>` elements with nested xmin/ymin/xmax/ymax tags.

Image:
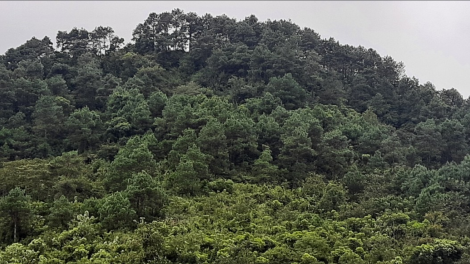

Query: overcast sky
<box><xmin>2</xmin><ymin>1</ymin><xmax>470</xmax><ymax>97</ymax></box>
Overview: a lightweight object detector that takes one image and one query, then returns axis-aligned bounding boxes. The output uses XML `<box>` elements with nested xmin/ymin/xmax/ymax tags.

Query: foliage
<box><xmin>1</xmin><ymin>8</ymin><xmax>470</xmax><ymax>264</ymax></box>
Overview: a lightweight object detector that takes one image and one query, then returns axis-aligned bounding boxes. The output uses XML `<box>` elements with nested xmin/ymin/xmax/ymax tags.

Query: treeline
<box><xmin>0</xmin><ymin>8</ymin><xmax>469</xmax><ymax>264</ymax></box>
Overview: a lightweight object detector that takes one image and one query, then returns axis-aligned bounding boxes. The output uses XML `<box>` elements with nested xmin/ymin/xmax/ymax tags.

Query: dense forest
<box><xmin>1</xmin><ymin>8</ymin><xmax>470</xmax><ymax>263</ymax></box>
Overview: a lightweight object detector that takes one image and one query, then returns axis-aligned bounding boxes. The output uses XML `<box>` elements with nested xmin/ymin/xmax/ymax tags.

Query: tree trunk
<box><xmin>13</xmin><ymin>219</ymin><xmax>17</xmax><ymax>243</ymax></box>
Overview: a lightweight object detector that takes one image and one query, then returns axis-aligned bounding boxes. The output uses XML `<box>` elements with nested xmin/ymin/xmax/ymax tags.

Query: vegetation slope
<box><xmin>0</xmin><ymin>9</ymin><xmax>469</xmax><ymax>264</ymax></box>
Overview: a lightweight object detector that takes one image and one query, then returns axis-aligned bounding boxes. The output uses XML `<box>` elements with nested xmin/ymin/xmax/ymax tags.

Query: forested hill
<box><xmin>0</xmin><ymin>9</ymin><xmax>469</xmax><ymax>264</ymax></box>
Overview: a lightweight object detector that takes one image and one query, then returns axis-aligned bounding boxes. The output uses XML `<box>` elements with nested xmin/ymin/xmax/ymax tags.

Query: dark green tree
<box><xmin>413</xmin><ymin>119</ymin><xmax>443</xmax><ymax>167</ymax></box>
<box><xmin>65</xmin><ymin>107</ymin><xmax>103</xmax><ymax>153</ymax></box>
<box><xmin>105</xmin><ymin>87</ymin><xmax>153</xmax><ymax>140</ymax></box>
<box><xmin>224</xmin><ymin>112</ymin><xmax>258</xmax><ymax>170</ymax></box>
<box><xmin>251</xmin><ymin>146</ymin><xmax>279</xmax><ymax>183</ymax></box>
<box><xmin>439</xmin><ymin>119</ymin><xmax>467</xmax><ymax>163</ymax></box>
<box><xmin>0</xmin><ymin>188</ymin><xmax>32</xmax><ymax>243</ymax></box>
<box><xmin>104</xmin><ymin>135</ymin><xmax>157</xmax><ymax>192</ymax></box>
<box><xmin>47</xmin><ymin>196</ymin><xmax>75</xmax><ymax>229</ymax></box>
<box><xmin>125</xmin><ymin>171</ymin><xmax>168</xmax><ymax>220</ymax></box>
<box><xmin>168</xmin><ymin>144</ymin><xmax>211</xmax><ymax>195</ymax></box>
<box><xmin>266</xmin><ymin>74</ymin><xmax>307</xmax><ymax>110</ymax></box>
<box><xmin>197</xmin><ymin>119</ymin><xmax>230</xmax><ymax>176</ymax></box>
<box><xmin>315</xmin><ymin>129</ymin><xmax>353</xmax><ymax>178</ymax></box>
<box><xmin>32</xmin><ymin>96</ymin><xmax>65</xmax><ymax>141</ymax></box>
<box><xmin>98</xmin><ymin>192</ymin><xmax>136</xmax><ymax>230</ymax></box>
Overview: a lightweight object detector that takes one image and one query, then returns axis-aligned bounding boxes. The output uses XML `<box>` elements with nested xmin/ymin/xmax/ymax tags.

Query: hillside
<box><xmin>0</xmin><ymin>9</ymin><xmax>469</xmax><ymax>263</ymax></box>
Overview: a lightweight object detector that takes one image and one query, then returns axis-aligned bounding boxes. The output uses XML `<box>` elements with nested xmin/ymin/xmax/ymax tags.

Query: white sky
<box><xmin>1</xmin><ymin>1</ymin><xmax>470</xmax><ymax>97</ymax></box>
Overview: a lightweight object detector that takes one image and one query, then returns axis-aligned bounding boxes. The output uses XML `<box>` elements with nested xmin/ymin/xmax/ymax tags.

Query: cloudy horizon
<box><xmin>2</xmin><ymin>1</ymin><xmax>470</xmax><ymax>97</ymax></box>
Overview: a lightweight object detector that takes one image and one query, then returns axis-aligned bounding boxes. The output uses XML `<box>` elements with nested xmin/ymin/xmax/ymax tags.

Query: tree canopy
<box><xmin>0</xmin><ymin>8</ymin><xmax>469</xmax><ymax>264</ymax></box>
